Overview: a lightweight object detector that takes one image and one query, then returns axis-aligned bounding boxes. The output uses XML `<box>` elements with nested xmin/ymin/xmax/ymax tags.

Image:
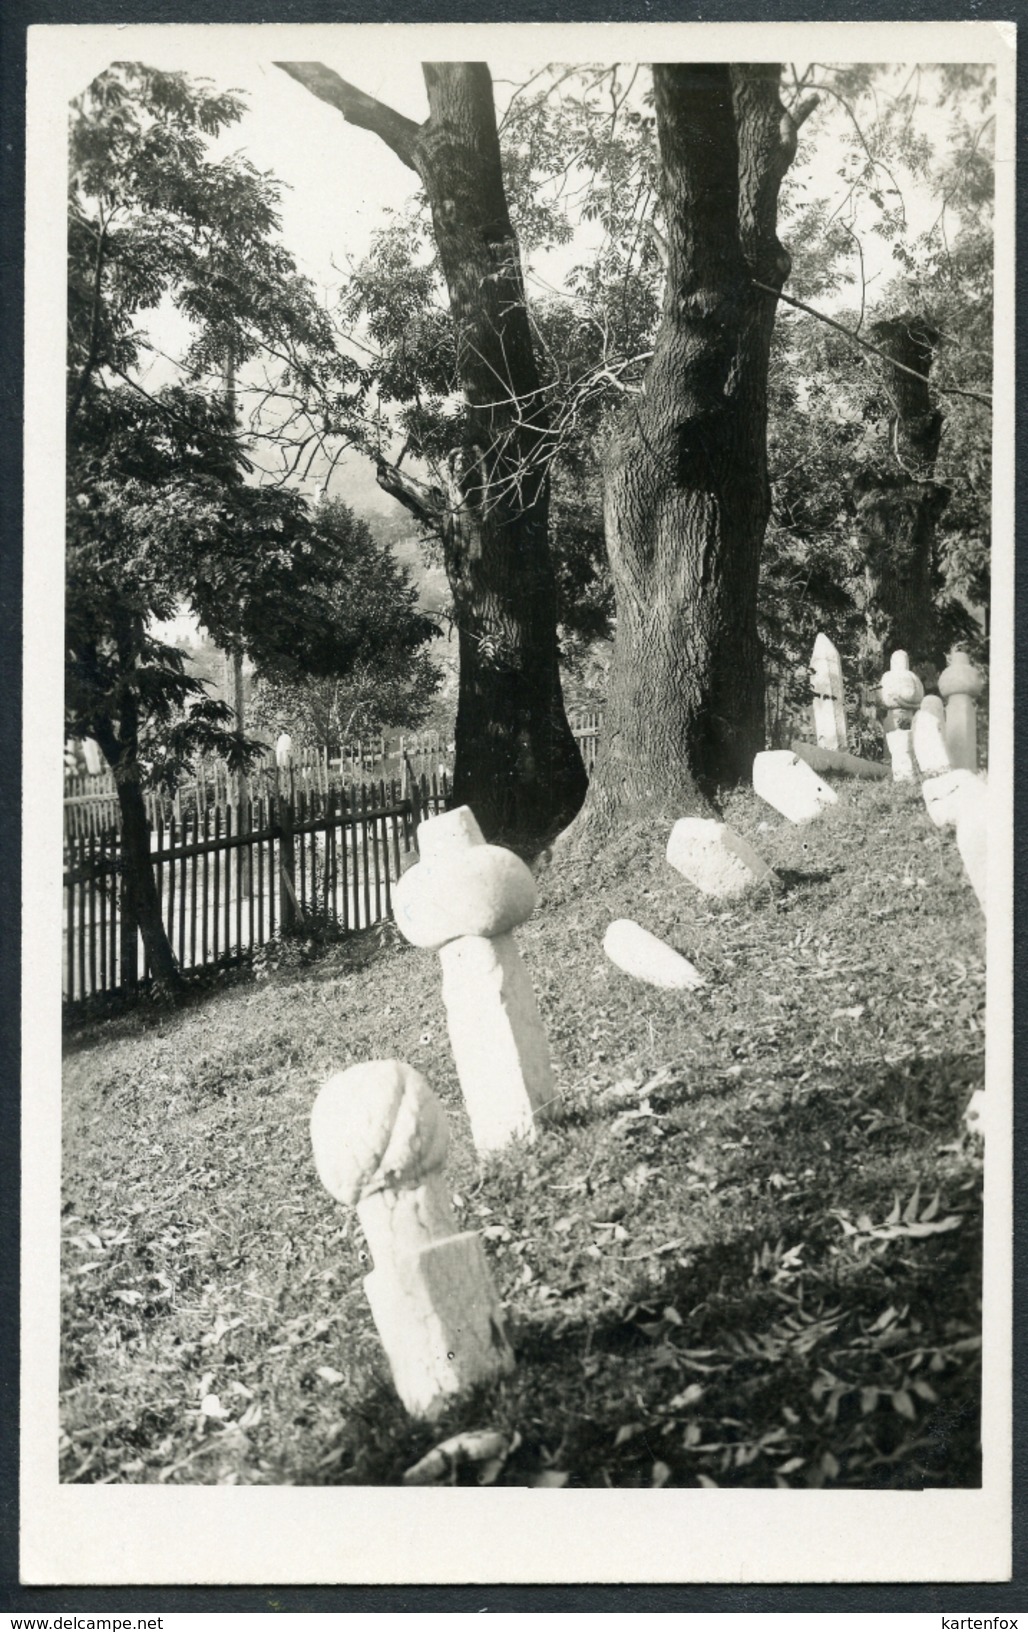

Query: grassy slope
<box><xmin>61</xmin><ymin>779</ymin><xmax>985</xmax><ymax>1488</ymax></box>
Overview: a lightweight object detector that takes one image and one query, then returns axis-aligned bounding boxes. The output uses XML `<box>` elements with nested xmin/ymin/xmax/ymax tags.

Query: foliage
<box><xmin>250</xmin><ymin>653</ymin><xmax>440</xmax><ymax>750</ymax></box>
<box><xmin>66</xmin><ymin>64</ymin><xmax>415</xmax><ymax>791</ymax></box>
<box><xmin>246</xmin><ymin>498</ymin><xmax>440</xmax><ymax>746</ymax></box>
<box><xmin>61</xmin><ymin>780</ymin><xmax>983</xmax><ymax>1487</ymax></box>
<box><xmin>333</xmin><ymin>63</ymin><xmax>993</xmax><ymax>715</ymax></box>
<box><xmin>759</xmin><ymin>64</ymin><xmax>994</xmax><ymax>728</ymax></box>
<box><xmin>333</xmin><ymin>67</ymin><xmax>666</xmax><ymax>656</ymax></box>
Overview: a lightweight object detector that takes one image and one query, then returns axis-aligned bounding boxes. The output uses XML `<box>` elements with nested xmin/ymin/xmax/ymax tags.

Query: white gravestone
<box><xmin>753</xmin><ymin>749</ymin><xmax>838</xmax><ymax>824</ymax></box>
<box><xmin>310</xmin><ymin>1060</ymin><xmax>514</xmax><ymax>1418</ymax></box>
<box><xmin>790</xmin><ymin>740</ymin><xmax>887</xmax><ymax>781</ymax></box>
<box><xmin>810</xmin><ymin>633</ymin><xmax>849</xmax><ymax>751</ymax></box>
<box><xmin>666</xmin><ymin>818</ymin><xmax>776</xmax><ymax>899</ymax></box>
<box><xmin>938</xmin><ymin>650</ymin><xmax>984</xmax><ymax>772</ymax></box>
<box><xmin>275</xmin><ymin>732</ymin><xmax>293</xmax><ymax>770</ymax></box>
<box><xmin>910</xmin><ymin>696</ymin><xmax>952</xmax><ymax>777</ymax></box>
<box><xmin>956</xmin><ymin>798</ymin><xmax>988</xmax><ymax>912</ymax></box>
<box><xmin>922</xmin><ymin>769</ymin><xmax>984</xmax><ymax>831</ymax></box>
<box><xmin>879</xmin><ymin>651</ymin><xmax>923</xmax><ymax>782</ymax></box>
<box><xmin>603</xmin><ymin>919</ymin><xmax>704</xmax><ymax>990</ymax></box>
<box><xmin>392</xmin><ymin>807</ymin><xmax>554</xmax><ymax>1156</ymax></box>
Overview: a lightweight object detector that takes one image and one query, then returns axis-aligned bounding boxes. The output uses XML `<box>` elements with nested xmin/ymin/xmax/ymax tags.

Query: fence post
<box><xmin>278</xmin><ymin>786</ymin><xmax>297</xmax><ymax>934</ymax></box>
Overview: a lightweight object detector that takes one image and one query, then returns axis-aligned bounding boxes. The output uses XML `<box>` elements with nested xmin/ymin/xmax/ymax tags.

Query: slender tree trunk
<box><xmin>853</xmin><ymin>315</ymin><xmax>949</xmax><ymax>678</ymax></box>
<box><xmin>570</xmin><ymin>65</ymin><xmax>808</xmax><ymax>842</ymax></box>
<box><xmin>275</xmin><ymin>60</ymin><xmax>587</xmax><ymax>855</ymax></box>
<box><xmin>92</xmin><ymin>714</ymin><xmax>181</xmax><ymax>994</ymax></box>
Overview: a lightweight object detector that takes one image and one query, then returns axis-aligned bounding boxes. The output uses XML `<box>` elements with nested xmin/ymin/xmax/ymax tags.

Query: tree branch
<box><xmin>374</xmin><ymin>457</ymin><xmax>446</xmax><ymax>529</ymax></box>
<box><xmin>273</xmin><ymin>62</ymin><xmax>423</xmax><ymax>172</ymax></box>
<box><xmin>754</xmin><ymin>280</ymin><xmax>993</xmax><ymax>411</ymax></box>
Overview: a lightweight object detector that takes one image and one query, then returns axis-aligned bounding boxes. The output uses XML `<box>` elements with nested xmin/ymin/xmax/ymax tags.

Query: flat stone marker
<box><xmin>790</xmin><ymin>740</ymin><xmax>886</xmax><ymax>781</ymax></box>
<box><xmin>310</xmin><ymin>1060</ymin><xmax>514</xmax><ymax>1419</ymax></box>
<box><xmin>911</xmin><ymin>696</ymin><xmax>952</xmax><ymax>777</ymax></box>
<box><xmin>392</xmin><ymin>806</ymin><xmax>554</xmax><ymax>1157</ymax></box>
<box><xmin>880</xmin><ymin>652</ymin><xmax>924</xmax><ymax>782</ymax></box>
<box><xmin>810</xmin><ymin>633</ymin><xmax>849</xmax><ymax>751</ymax></box>
<box><xmin>603</xmin><ymin>919</ymin><xmax>703</xmax><ymax>990</ymax></box>
<box><xmin>938</xmin><ymin>650</ymin><xmax>984</xmax><ymax>772</ymax></box>
<box><xmin>753</xmin><ymin>749</ymin><xmax>838</xmax><ymax>824</ymax></box>
<box><xmin>922</xmin><ymin>769</ymin><xmax>984</xmax><ymax>830</ymax></box>
<box><xmin>666</xmin><ymin>818</ymin><xmax>776</xmax><ymax>899</ymax></box>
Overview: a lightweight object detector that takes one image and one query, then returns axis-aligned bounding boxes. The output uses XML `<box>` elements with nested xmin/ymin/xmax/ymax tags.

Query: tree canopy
<box><xmin>66</xmin><ymin>62</ymin><xmax>438</xmax><ymax>981</ymax></box>
<box><xmin>318</xmin><ymin>61</ymin><xmax>992</xmax><ymax>733</ymax></box>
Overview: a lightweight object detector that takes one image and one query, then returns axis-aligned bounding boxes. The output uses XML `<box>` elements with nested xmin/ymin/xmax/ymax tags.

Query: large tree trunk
<box><xmin>853</xmin><ymin>315</ymin><xmax>949</xmax><ymax>679</ymax></box>
<box><xmin>417</xmin><ymin>65</ymin><xmax>586</xmax><ymax>851</ymax></box>
<box><xmin>275</xmin><ymin>60</ymin><xmax>586</xmax><ymax>855</ymax></box>
<box><xmin>570</xmin><ymin>65</ymin><xmax>808</xmax><ymax>842</ymax></box>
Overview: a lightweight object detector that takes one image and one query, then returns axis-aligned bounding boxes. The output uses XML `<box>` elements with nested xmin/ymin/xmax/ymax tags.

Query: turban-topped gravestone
<box><xmin>310</xmin><ymin>1060</ymin><xmax>514</xmax><ymax>1417</ymax></box>
<box><xmin>392</xmin><ymin>807</ymin><xmax>555</xmax><ymax>1156</ymax></box>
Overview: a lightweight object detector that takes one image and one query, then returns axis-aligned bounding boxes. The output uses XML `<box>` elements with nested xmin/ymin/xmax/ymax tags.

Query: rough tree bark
<box><xmin>91</xmin><ymin>701</ymin><xmax>181</xmax><ymax>994</ymax></box>
<box><xmin>853</xmin><ymin>314</ymin><xmax>949</xmax><ymax>678</ymax></box>
<box><xmin>568</xmin><ymin>64</ymin><xmax>815</xmax><ymax>843</ymax></box>
<box><xmin>275</xmin><ymin>60</ymin><xmax>587</xmax><ymax>855</ymax></box>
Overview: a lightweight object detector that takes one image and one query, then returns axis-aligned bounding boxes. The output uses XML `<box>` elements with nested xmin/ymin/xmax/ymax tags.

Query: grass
<box><xmin>60</xmin><ymin>777</ymin><xmax>985</xmax><ymax>1488</ymax></box>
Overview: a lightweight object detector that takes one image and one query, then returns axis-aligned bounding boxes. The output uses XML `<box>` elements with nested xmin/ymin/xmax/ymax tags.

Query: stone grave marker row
<box><xmin>307</xmin><ymin>636</ymin><xmax>989</xmax><ymax>1420</ymax></box>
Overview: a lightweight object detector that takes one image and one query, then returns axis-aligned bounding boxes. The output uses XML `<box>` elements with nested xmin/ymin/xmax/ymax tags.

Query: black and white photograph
<box><xmin>20</xmin><ymin>17</ymin><xmax>1014</xmax><ymax>1585</ymax></box>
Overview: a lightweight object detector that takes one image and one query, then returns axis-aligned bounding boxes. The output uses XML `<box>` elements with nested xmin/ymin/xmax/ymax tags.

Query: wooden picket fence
<box><xmin>569</xmin><ymin>708</ymin><xmax>603</xmax><ymax>774</ymax></box>
<box><xmin>63</xmin><ymin>708</ymin><xmax>606</xmax><ymax>838</ymax></box>
<box><xmin>64</xmin><ymin>774</ymin><xmax>166</xmax><ymax>840</ymax></box>
<box><xmin>62</xmin><ymin>770</ymin><xmax>450</xmax><ymax>1003</ymax></box>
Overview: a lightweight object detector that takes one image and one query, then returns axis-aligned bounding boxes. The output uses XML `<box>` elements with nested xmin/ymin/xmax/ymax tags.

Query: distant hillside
<box><xmin>389</xmin><ymin>534</ymin><xmax>451</xmax><ymax>618</ymax></box>
<box><xmin>363</xmin><ymin>508</ymin><xmax>451</xmax><ymax>619</ymax></box>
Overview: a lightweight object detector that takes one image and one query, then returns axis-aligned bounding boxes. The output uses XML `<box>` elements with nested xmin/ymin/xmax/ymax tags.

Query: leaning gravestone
<box><xmin>310</xmin><ymin>1059</ymin><xmax>514</xmax><ymax>1418</ymax></box>
<box><xmin>790</xmin><ymin>741</ymin><xmax>886</xmax><ymax>781</ymax></box>
<box><xmin>938</xmin><ymin>650</ymin><xmax>984</xmax><ymax>772</ymax></box>
<box><xmin>910</xmin><ymin>695</ymin><xmax>952</xmax><ymax>777</ymax></box>
<box><xmin>879</xmin><ymin>651</ymin><xmax>923</xmax><ymax>782</ymax></box>
<box><xmin>810</xmin><ymin>633</ymin><xmax>849</xmax><ymax>751</ymax></box>
<box><xmin>392</xmin><ymin>806</ymin><xmax>554</xmax><ymax>1156</ymax></box>
<box><xmin>666</xmin><ymin>818</ymin><xmax>776</xmax><ymax>899</ymax></box>
<box><xmin>603</xmin><ymin>919</ymin><xmax>704</xmax><ymax>990</ymax></box>
<box><xmin>753</xmin><ymin>749</ymin><xmax>838</xmax><ymax>824</ymax></box>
